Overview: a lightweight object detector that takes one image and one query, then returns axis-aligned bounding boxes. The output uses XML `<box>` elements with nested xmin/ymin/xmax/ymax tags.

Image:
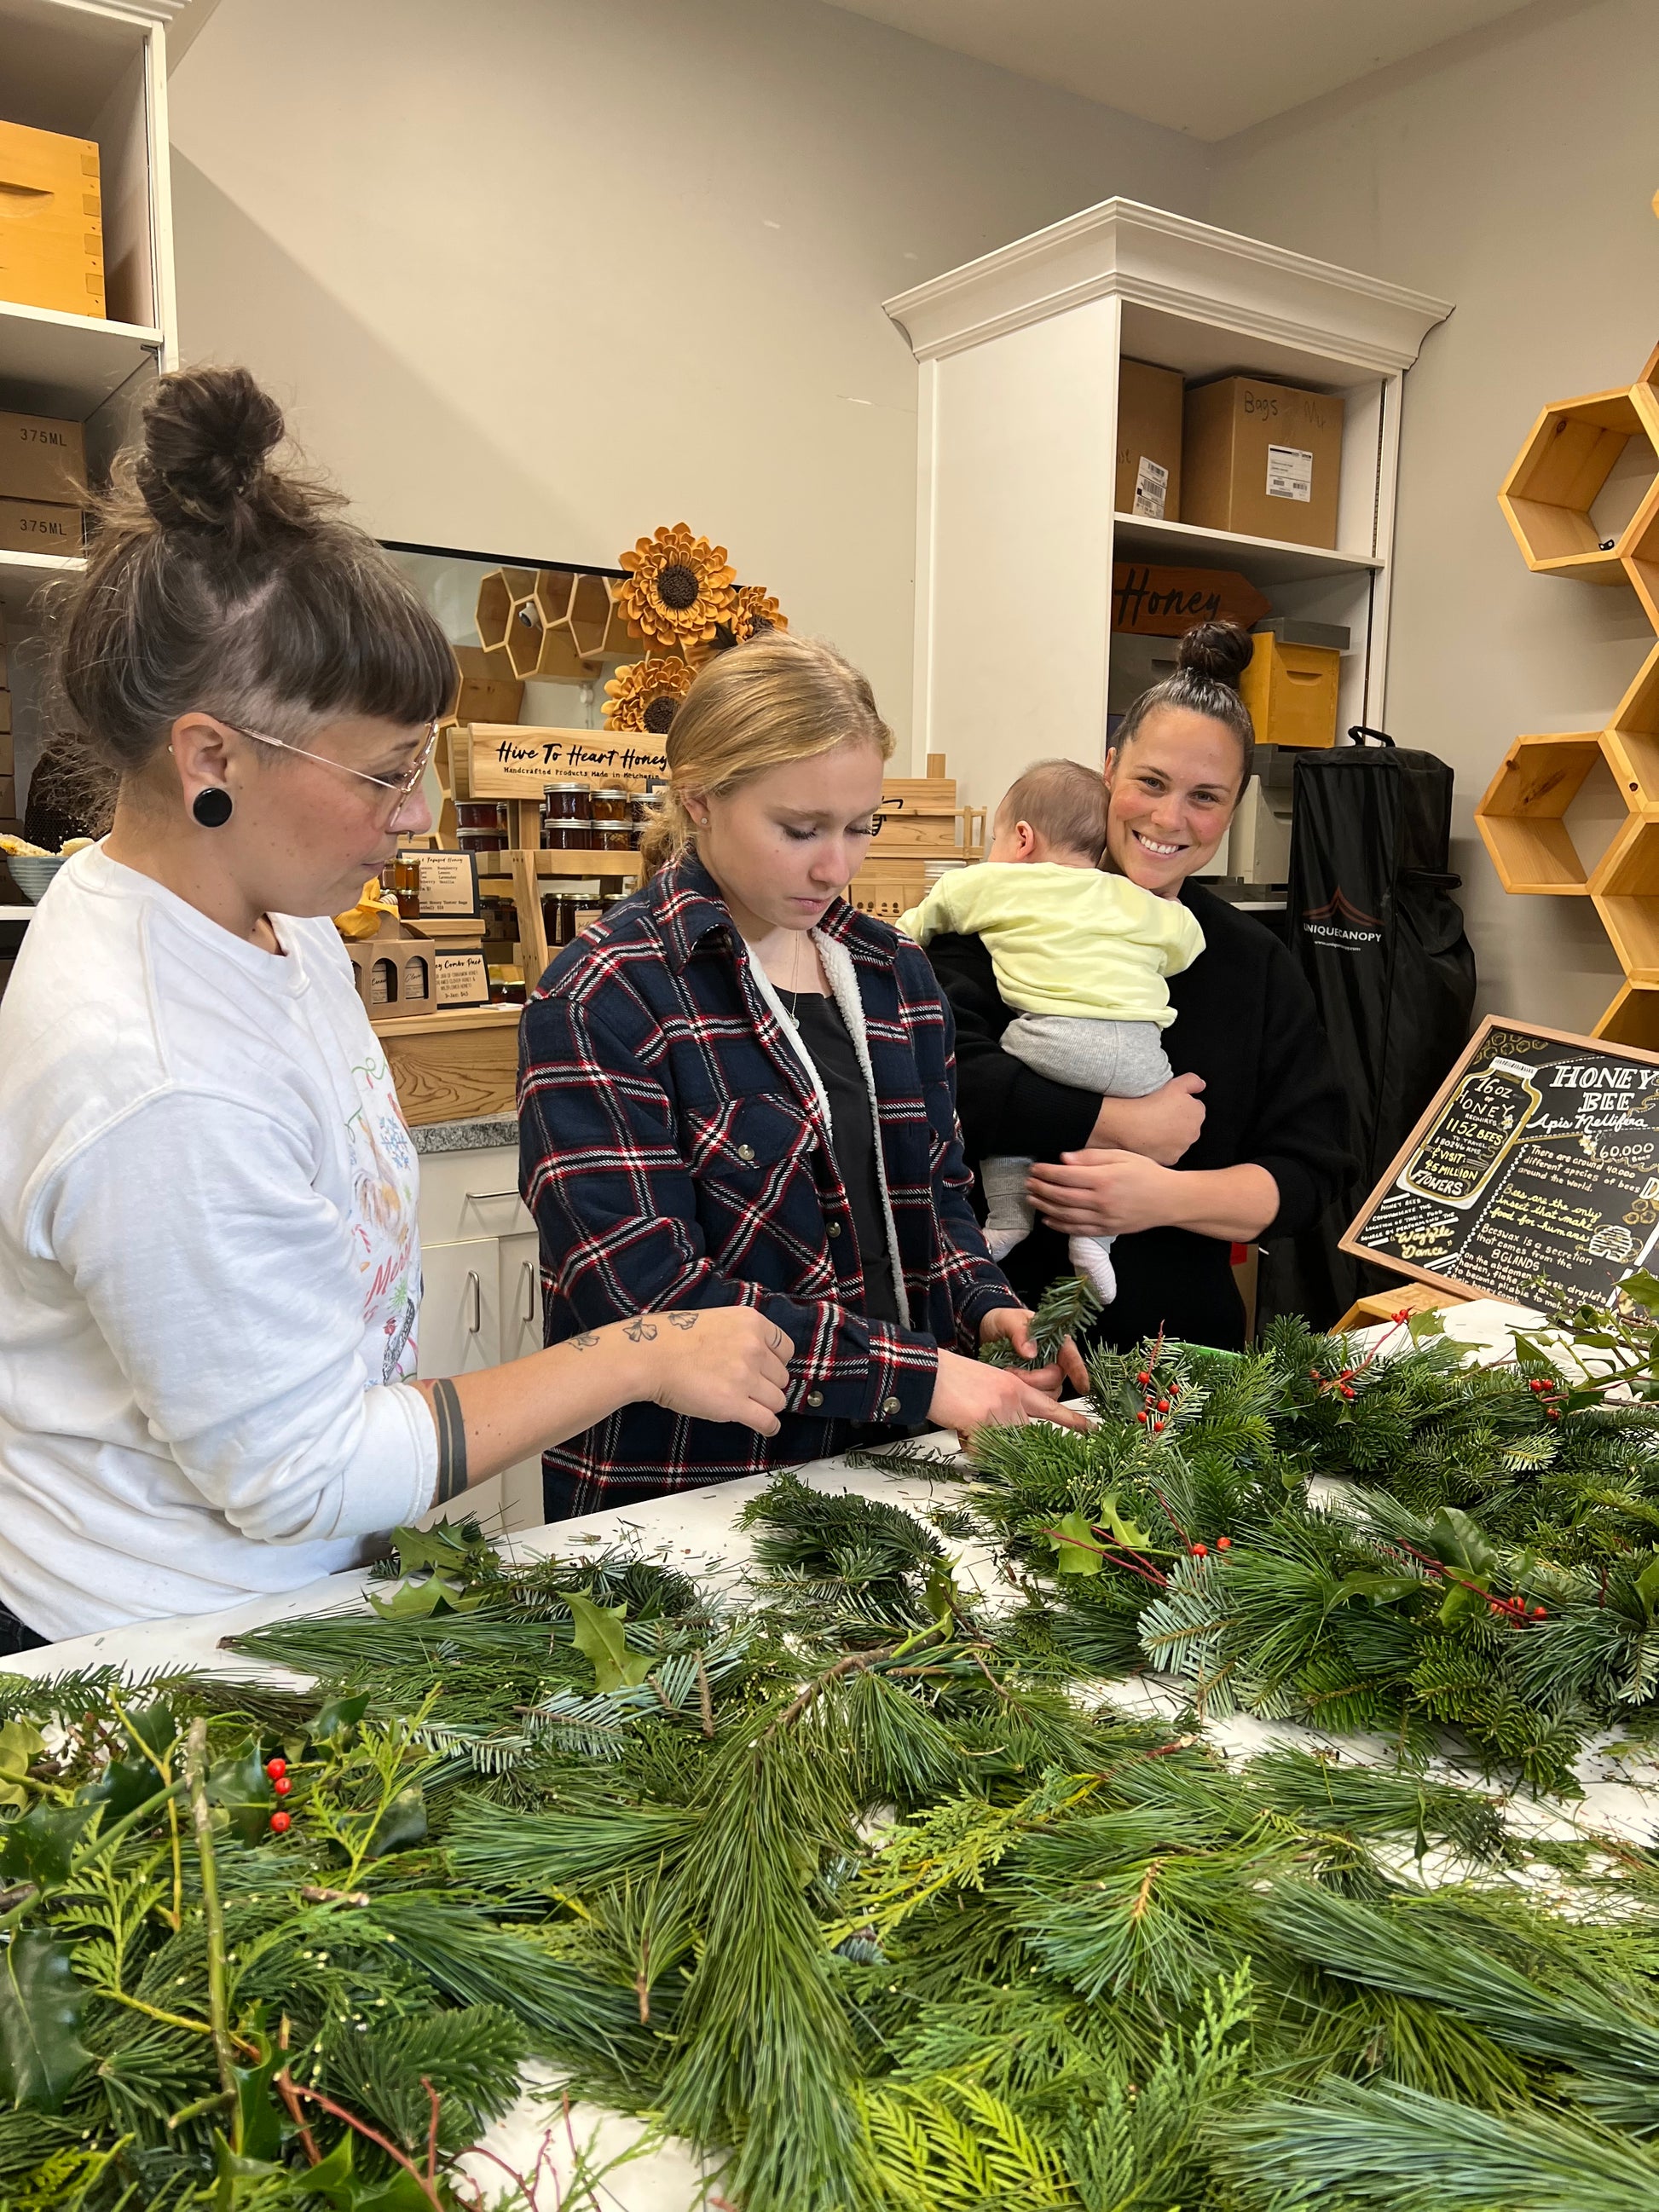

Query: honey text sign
<box><xmin>1342</xmin><ymin>1017</ymin><xmax>1659</xmax><ymax>1310</ymax></box>
<box><xmin>465</xmin><ymin>725</ymin><xmax>668</xmax><ymax>798</ymax></box>
<box><xmin>1110</xmin><ymin>563</ymin><xmax>1271</xmax><ymax>638</ymax></box>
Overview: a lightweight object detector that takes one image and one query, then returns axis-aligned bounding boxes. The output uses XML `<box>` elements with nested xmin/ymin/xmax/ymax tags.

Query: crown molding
<box><xmin>884</xmin><ymin>198</ymin><xmax>1453</xmax><ymax>374</ymax></box>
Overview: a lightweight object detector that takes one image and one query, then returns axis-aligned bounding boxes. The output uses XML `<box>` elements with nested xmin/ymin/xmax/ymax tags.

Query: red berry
<box><xmin>1153</xmin><ymin>1419</ymin><xmax>1165</xmax><ymax>1432</ymax></box>
<box><xmin>1137</xmin><ymin>1371</ymin><xmax>1151</xmax><ymax>1385</ymax></box>
<box><xmin>1547</xmin><ymin>1410</ymin><xmax>1561</xmax><ymax>1422</ymax></box>
<box><xmin>1136</xmin><ymin>1410</ymin><xmax>1148</xmax><ymax>1424</ymax></box>
<box><xmin>273</xmin><ymin>1775</ymin><xmax>292</xmax><ymax>1796</ymax></box>
<box><xmin>269</xmin><ymin>1811</ymin><xmax>291</xmax><ymax>1834</ymax></box>
<box><xmin>265</xmin><ymin>1757</ymin><xmax>286</xmax><ymax>1780</ymax></box>
<box><xmin>1156</xmin><ymin>1399</ymin><xmax>1171</xmax><ymax>1413</ymax></box>
<box><xmin>1392</xmin><ymin>1309</ymin><xmax>1409</xmax><ymax>1322</ymax></box>
<box><xmin>1533</xmin><ymin>1605</ymin><xmax>1548</xmax><ymax>1620</ymax></box>
<box><xmin>1217</xmin><ymin>1536</ymin><xmax>1232</xmax><ymax>1551</ymax></box>
<box><xmin>1340</xmin><ymin>1385</ymin><xmax>1356</xmax><ymax>1401</ymax></box>
<box><xmin>1529</xmin><ymin>1378</ymin><xmax>1546</xmax><ymax>1393</ymax></box>
<box><xmin>1191</xmin><ymin>1543</ymin><xmax>1208</xmax><ymax>1558</ymax></box>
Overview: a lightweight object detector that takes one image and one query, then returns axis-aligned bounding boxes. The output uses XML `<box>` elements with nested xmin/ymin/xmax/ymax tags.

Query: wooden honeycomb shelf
<box><xmin>1483</xmin><ymin>333</ymin><xmax>1659</xmax><ymax>1037</ymax></box>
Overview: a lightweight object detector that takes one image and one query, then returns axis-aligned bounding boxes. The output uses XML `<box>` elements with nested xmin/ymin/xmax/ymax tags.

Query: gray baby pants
<box><xmin>980</xmin><ymin>1014</ymin><xmax>1172</xmax><ymax>1302</ymax></box>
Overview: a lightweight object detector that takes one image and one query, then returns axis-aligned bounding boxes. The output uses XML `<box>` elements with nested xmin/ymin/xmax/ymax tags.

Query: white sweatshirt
<box><xmin>0</xmin><ymin>845</ymin><xmax>436</xmax><ymax>1638</ymax></box>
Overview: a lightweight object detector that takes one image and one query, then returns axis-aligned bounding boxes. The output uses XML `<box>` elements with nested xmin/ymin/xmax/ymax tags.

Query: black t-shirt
<box><xmin>790</xmin><ymin>993</ymin><xmax>902</xmax><ymax>1325</ymax></box>
<box><xmin>925</xmin><ymin>881</ymin><xmax>1354</xmax><ymax>1351</ymax></box>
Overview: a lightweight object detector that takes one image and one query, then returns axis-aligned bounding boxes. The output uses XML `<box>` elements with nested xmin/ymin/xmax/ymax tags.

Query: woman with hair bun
<box><xmin>518</xmin><ymin>628</ymin><xmax>1090</xmax><ymax>1522</ymax></box>
<box><xmin>928</xmin><ymin>620</ymin><xmax>1352</xmax><ymax>1353</ymax></box>
<box><xmin>0</xmin><ymin>367</ymin><xmax>791</xmax><ymax>1649</ymax></box>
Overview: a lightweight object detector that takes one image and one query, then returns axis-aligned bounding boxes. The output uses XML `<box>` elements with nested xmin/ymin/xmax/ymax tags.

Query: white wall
<box><xmin>167</xmin><ymin>0</ymin><xmax>1211</xmax><ymax>754</ymax></box>
<box><xmin>1206</xmin><ymin>0</ymin><xmax>1659</xmax><ymax>1032</ymax></box>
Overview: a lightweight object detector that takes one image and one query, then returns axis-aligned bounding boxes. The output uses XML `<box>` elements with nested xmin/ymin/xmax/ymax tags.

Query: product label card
<box><xmin>1266</xmin><ymin>445</ymin><xmax>1314</xmax><ymax>503</ymax></box>
<box><xmin>432</xmin><ymin>948</ymin><xmax>491</xmax><ymax>1008</ymax></box>
<box><xmin>1132</xmin><ymin>455</ymin><xmax>1169</xmax><ymax>518</ymax></box>
<box><xmin>406</xmin><ymin>849</ymin><xmax>481</xmax><ymax>917</ymax></box>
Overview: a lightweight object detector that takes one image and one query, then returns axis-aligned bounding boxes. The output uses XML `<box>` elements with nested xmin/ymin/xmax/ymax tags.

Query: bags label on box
<box><xmin>1266</xmin><ymin>444</ymin><xmax>1314</xmax><ymax>504</ymax></box>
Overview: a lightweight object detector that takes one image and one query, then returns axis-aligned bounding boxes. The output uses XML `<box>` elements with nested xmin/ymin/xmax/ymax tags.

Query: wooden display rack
<box><xmin>474</xmin><ymin>569</ymin><xmax>631</xmax><ymax>679</ymax></box>
<box><xmin>846</xmin><ymin>751</ymin><xmax>986</xmax><ymax>919</ymax></box>
<box><xmin>1479</xmin><ymin>333</ymin><xmax>1659</xmax><ymax>1040</ymax></box>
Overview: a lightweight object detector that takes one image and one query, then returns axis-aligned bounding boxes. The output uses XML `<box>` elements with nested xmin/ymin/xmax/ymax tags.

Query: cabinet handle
<box><xmin>520</xmin><ymin>1260</ymin><xmax>536</xmax><ymax>1325</ymax></box>
<box><xmin>465</xmin><ymin>1271</ymin><xmax>482</xmax><ymax>1335</ymax></box>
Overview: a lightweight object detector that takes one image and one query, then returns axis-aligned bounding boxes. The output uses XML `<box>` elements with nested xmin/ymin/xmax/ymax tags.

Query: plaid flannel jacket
<box><xmin>517</xmin><ymin>851</ymin><xmax>1019</xmax><ymax>1517</ymax></box>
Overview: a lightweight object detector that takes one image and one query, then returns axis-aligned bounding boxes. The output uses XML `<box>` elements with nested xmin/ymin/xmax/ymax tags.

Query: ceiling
<box><xmin>818</xmin><ymin>0</ymin><xmax>1538</xmax><ymax>139</ymax></box>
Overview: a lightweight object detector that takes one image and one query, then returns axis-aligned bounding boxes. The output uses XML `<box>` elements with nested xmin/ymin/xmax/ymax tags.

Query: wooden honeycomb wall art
<box><xmin>1477</xmin><ymin>341</ymin><xmax>1659</xmax><ymax>1050</ymax></box>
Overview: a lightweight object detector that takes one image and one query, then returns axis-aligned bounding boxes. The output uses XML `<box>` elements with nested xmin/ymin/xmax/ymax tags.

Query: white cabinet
<box><xmin>882</xmin><ymin>199</ymin><xmax>1454</xmax><ymax>805</ymax></box>
<box><xmin>414</xmin><ymin>1144</ymin><xmax>546</xmax><ymax>1535</ymax></box>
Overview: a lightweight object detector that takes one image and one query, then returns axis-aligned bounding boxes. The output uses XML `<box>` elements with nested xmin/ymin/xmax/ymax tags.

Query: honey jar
<box><xmin>540</xmin><ymin>892</ymin><xmax>580</xmax><ymax>947</ymax></box>
<box><xmin>455</xmin><ymin>800</ymin><xmax>508</xmax><ymax>856</ymax></box>
<box><xmin>541</xmin><ymin>782</ymin><xmax>595</xmax><ymax>851</ymax></box>
<box><xmin>591</xmin><ymin>787</ymin><xmax>633</xmax><ymax>852</ymax></box>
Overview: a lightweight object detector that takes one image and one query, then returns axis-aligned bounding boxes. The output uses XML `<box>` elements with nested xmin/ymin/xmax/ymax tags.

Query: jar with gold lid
<box><xmin>591</xmin><ymin>787</ymin><xmax>633</xmax><ymax>852</ymax></box>
<box><xmin>541</xmin><ymin>783</ymin><xmax>595</xmax><ymax>851</ymax></box>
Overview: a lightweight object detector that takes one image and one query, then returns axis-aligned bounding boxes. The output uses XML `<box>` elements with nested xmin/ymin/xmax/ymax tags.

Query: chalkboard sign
<box><xmin>1341</xmin><ymin>1017</ymin><xmax>1659</xmax><ymax>1310</ymax></box>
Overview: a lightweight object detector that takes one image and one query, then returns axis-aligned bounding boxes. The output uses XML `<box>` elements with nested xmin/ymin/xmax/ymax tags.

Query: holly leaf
<box><xmin>564</xmin><ymin>1590</ymin><xmax>651</xmax><ymax>1692</ymax></box>
<box><xmin>1337</xmin><ymin>1572</ymin><xmax>1426</xmax><ymax>1607</ymax></box>
<box><xmin>0</xmin><ymin>1804</ymin><xmax>95</xmax><ymax>1892</ymax></box>
<box><xmin>1636</xmin><ymin>1556</ymin><xmax>1659</xmax><ymax>1625</ymax></box>
<box><xmin>1425</xmin><ymin>1505</ymin><xmax>1497</xmax><ymax>1581</ymax></box>
<box><xmin>205</xmin><ymin>1744</ymin><xmax>275</xmax><ymax>1845</ymax></box>
<box><xmin>1043</xmin><ymin>1512</ymin><xmax>1104</xmax><ymax>1577</ymax></box>
<box><xmin>311</xmin><ymin>1692</ymin><xmax>372</xmax><ymax>1747</ymax></box>
<box><xmin>1098</xmin><ymin>1487</ymin><xmax>1155</xmax><ymax>1551</ymax></box>
<box><xmin>339</xmin><ymin>1784</ymin><xmax>427</xmax><ymax>1863</ymax></box>
<box><xmin>1619</xmin><ymin>1269</ymin><xmax>1659</xmax><ymax>1316</ymax></box>
<box><xmin>231</xmin><ymin>2023</ymin><xmax>282</xmax><ymax>2163</ymax></box>
<box><xmin>1438</xmin><ymin>1580</ymin><xmax>1489</xmax><ymax>1628</ymax></box>
<box><xmin>1407</xmin><ymin>1308</ymin><xmax>1447</xmax><ymax>1342</ymax></box>
<box><xmin>120</xmin><ymin>1700</ymin><xmax>178</xmax><ymax>1768</ymax></box>
<box><xmin>923</xmin><ymin>1561</ymin><xmax>967</xmax><ymax>1625</ymax></box>
<box><xmin>0</xmin><ymin>1722</ymin><xmax>44</xmax><ymax>1813</ymax></box>
<box><xmin>0</xmin><ymin>1931</ymin><xmax>90</xmax><ymax>2111</ymax></box>
<box><xmin>389</xmin><ymin>1520</ymin><xmax>498</xmax><ymax>1579</ymax></box>
<box><xmin>83</xmin><ymin>1755</ymin><xmax>163</xmax><ymax>1828</ymax></box>
<box><xmin>211</xmin><ymin>2133</ymin><xmax>288</xmax><ymax>2208</ymax></box>
<box><xmin>366</xmin><ymin>1574</ymin><xmax>484</xmax><ymax>1620</ymax></box>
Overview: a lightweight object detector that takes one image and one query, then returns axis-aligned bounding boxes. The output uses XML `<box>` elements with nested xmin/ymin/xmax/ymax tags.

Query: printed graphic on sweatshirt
<box><xmin>346</xmin><ymin>1050</ymin><xmax>421</xmax><ymax>1383</ymax></box>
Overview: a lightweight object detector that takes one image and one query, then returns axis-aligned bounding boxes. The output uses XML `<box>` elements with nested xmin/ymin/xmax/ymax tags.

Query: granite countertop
<box><xmin>410</xmin><ymin>1114</ymin><xmax>518</xmax><ymax>1154</ymax></box>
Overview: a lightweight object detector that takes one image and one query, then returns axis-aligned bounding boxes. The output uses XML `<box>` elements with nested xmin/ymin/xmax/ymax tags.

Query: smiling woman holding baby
<box><xmin>922</xmin><ymin>621</ymin><xmax>1352</xmax><ymax>1353</ymax></box>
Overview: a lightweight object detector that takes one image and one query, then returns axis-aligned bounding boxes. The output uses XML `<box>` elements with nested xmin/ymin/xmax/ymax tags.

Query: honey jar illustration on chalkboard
<box><xmin>1402</xmin><ymin>1056</ymin><xmax>1543</xmax><ymax>1208</ymax></box>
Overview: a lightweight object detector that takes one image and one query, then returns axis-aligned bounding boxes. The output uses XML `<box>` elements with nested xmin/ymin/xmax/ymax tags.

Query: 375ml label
<box><xmin>0</xmin><ymin>497</ymin><xmax>85</xmax><ymax>554</ymax></box>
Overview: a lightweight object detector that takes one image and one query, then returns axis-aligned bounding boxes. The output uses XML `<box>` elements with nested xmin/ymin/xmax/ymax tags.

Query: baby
<box><xmin>899</xmin><ymin>758</ymin><xmax>1203</xmax><ymax>1302</ymax></box>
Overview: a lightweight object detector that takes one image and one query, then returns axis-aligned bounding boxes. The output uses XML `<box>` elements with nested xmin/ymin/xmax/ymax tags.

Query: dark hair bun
<box><xmin>1176</xmin><ymin>619</ymin><xmax>1253</xmax><ymax>690</ymax></box>
<box><xmin>135</xmin><ymin>366</ymin><xmax>288</xmax><ymax>536</ymax></box>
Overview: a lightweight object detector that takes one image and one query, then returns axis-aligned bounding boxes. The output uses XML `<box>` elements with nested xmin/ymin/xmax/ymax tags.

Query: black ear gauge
<box><xmin>192</xmin><ymin>786</ymin><xmax>234</xmax><ymax>828</ymax></box>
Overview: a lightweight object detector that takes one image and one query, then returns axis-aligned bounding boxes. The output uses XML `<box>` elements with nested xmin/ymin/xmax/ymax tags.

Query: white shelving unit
<box><xmin>2</xmin><ymin>0</ymin><xmax>192</xmax><ymax>812</ymax></box>
<box><xmin>883</xmin><ymin>198</ymin><xmax>1453</xmax><ymax>804</ymax></box>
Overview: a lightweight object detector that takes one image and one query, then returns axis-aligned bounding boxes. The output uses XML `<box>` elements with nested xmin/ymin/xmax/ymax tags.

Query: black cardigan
<box><xmin>927</xmin><ymin>881</ymin><xmax>1353</xmax><ymax>1351</ymax></box>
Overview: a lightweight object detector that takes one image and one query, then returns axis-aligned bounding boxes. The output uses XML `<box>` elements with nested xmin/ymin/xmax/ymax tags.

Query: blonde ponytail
<box><xmin>639</xmin><ymin>632</ymin><xmax>893</xmax><ymax>875</ymax></box>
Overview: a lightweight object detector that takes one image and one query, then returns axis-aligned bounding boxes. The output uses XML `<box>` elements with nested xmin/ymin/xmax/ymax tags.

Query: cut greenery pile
<box><xmin>6</xmin><ymin>1281</ymin><xmax>1659</xmax><ymax>2208</ymax></box>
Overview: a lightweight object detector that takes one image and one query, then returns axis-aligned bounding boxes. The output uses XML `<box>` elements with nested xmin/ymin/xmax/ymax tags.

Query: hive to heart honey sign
<box><xmin>1111</xmin><ymin>563</ymin><xmax>1271</xmax><ymax>638</ymax></box>
<box><xmin>464</xmin><ymin>725</ymin><xmax>668</xmax><ymax>798</ymax></box>
<box><xmin>1343</xmin><ymin>1018</ymin><xmax>1659</xmax><ymax>1310</ymax></box>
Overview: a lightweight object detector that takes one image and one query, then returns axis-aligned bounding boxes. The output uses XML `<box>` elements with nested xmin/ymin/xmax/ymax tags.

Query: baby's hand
<box><xmin>1088</xmin><ymin>1074</ymin><xmax>1205</xmax><ymax>1165</ymax></box>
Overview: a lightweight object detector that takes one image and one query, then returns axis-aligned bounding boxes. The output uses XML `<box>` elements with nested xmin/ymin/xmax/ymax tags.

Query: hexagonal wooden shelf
<box><xmin>1591</xmin><ymin>812</ymin><xmax>1659</xmax><ymax>980</ymax></box>
<box><xmin>476</xmin><ymin>568</ymin><xmax>629</xmax><ymax>683</ymax></box>
<box><xmin>1474</xmin><ymin>731</ymin><xmax>1609</xmax><ymax>892</ymax></box>
<box><xmin>1602</xmin><ymin>641</ymin><xmax>1659</xmax><ymax>808</ymax></box>
<box><xmin>1499</xmin><ymin>388</ymin><xmax>1659</xmax><ymax>583</ymax></box>
<box><xmin>1595</xmin><ymin>979</ymin><xmax>1659</xmax><ymax>1052</ymax></box>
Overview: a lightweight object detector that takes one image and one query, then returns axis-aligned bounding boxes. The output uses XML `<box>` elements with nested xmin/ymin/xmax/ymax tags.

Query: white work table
<box><xmin>9</xmin><ymin>1297</ymin><xmax>1655</xmax><ymax>2207</ymax></box>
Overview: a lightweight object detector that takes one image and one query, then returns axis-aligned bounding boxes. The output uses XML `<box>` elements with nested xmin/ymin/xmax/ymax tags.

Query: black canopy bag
<box><xmin>1257</xmin><ymin>728</ymin><xmax>1476</xmax><ymax>1330</ymax></box>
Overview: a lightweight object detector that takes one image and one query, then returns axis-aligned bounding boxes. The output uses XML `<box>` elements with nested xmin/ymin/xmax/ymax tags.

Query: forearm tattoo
<box><xmin>431</xmin><ymin>1377</ymin><xmax>469</xmax><ymax>1505</ymax></box>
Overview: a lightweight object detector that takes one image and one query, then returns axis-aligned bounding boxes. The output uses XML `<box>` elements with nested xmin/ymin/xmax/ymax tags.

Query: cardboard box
<box><xmin>1182</xmin><ymin>375</ymin><xmax>1344</xmax><ymax>548</ymax></box>
<box><xmin>0</xmin><ymin>120</ymin><xmax>105</xmax><ymax>320</ymax></box>
<box><xmin>0</xmin><ymin>694</ymin><xmax>9</xmax><ymax>740</ymax></box>
<box><xmin>0</xmin><ymin>500</ymin><xmax>84</xmax><ymax>557</ymax></box>
<box><xmin>0</xmin><ymin>776</ymin><xmax>13</xmax><ymax>822</ymax></box>
<box><xmin>0</xmin><ymin>412</ymin><xmax>88</xmax><ymax>506</ymax></box>
<box><xmin>1115</xmin><ymin>358</ymin><xmax>1183</xmax><ymax>521</ymax></box>
<box><xmin>1240</xmin><ymin>632</ymin><xmax>1341</xmax><ymax>749</ymax></box>
<box><xmin>0</xmin><ymin>731</ymin><xmax>13</xmax><ymax>774</ymax></box>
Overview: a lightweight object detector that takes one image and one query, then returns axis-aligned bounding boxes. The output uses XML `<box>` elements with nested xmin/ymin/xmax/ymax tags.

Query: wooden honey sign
<box><xmin>1342</xmin><ymin>1017</ymin><xmax>1659</xmax><ymax>1311</ymax></box>
<box><xmin>462</xmin><ymin>725</ymin><xmax>668</xmax><ymax>799</ymax></box>
<box><xmin>1111</xmin><ymin>563</ymin><xmax>1271</xmax><ymax>638</ymax></box>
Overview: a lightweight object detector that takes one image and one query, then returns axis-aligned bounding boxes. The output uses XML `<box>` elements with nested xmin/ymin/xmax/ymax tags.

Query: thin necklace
<box><xmin>783</xmin><ymin>932</ymin><xmax>805</xmax><ymax>1022</ymax></box>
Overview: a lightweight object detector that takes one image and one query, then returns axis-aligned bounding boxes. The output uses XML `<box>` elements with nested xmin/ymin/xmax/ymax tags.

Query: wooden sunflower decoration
<box><xmin>689</xmin><ymin>580</ymin><xmax>790</xmax><ymax>664</ymax></box>
<box><xmin>617</xmin><ymin>524</ymin><xmax>737</xmax><ymax>650</ymax></box>
<box><xmin>603</xmin><ymin>656</ymin><xmax>695</xmax><ymax>734</ymax></box>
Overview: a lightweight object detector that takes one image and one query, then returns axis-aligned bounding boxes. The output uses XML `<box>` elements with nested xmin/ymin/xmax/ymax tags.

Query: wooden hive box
<box><xmin>0</xmin><ymin>120</ymin><xmax>105</xmax><ymax>319</ymax></box>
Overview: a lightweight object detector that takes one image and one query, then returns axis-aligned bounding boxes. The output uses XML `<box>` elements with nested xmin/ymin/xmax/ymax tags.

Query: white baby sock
<box><xmin>1068</xmin><ymin>1232</ymin><xmax>1118</xmax><ymax>1305</ymax></box>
